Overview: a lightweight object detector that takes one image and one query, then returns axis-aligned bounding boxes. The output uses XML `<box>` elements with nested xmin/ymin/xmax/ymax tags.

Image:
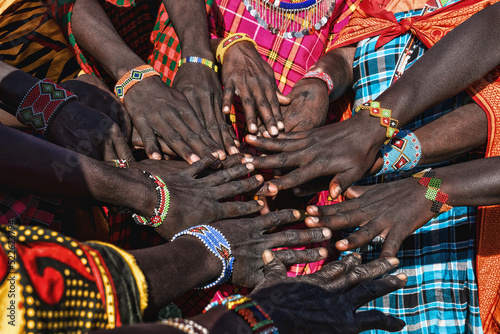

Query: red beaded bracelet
<box><xmin>303</xmin><ymin>70</ymin><xmax>334</xmax><ymax>95</ymax></box>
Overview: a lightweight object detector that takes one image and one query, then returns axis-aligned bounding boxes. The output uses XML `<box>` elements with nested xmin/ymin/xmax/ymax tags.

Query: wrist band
<box><xmin>132</xmin><ymin>171</ymin><xmax>170</xmax><ymax>228</ymax></box>
<box><xmin>412</xmin><ymin>168</ymin><xmax>453</xmax><ymax>216</ymax></box>
<box><xmin>178</xmin><ymin>57</ymin><xmax>219</xmax><ymax>74</ymax></box>
<box><xmin>376</xmin><ymin>130</ymin><xmax>421</xmax><ymax>176</ymax></box>
<box><xmin>112</xmin><ymin>159</ymin><xmax>129</xmax><ymax>168</ymax></box>
<box><xmin>355</xmin><ymin>100</ymin><xmax>399</xmax><ymax>144</ymax></box>
<box><xmin>159</xmin><ymin>318</ymin><xmax>208</xmax><ymax>334</ymax></box>
<box><xmin>303</xmin><ymin>71</ymin><xmax>334</xmax><ymax>95</ymax></box>
<box><xmin>171</xmin><ymin>225</ymin><xmax>234</xmax><ymax>289</ymax></box>
<box><xmin>216</xmin><ymin>33</ymin><xmax>258</xmax><ymax>65</ymax></box>
<box><xmin>16</xmin><ymin>78</ymin><xmax>77</xmax><ymax>138</ymax></box>
<box><xmin>114</xmin><ymin>65</ymin><xmax>160</xmax><ymax>102</ymax></box>
<box><xmin>205</xmin><ymin>294</ymin><xmax>279</xmax><ymax>333</ymax></box>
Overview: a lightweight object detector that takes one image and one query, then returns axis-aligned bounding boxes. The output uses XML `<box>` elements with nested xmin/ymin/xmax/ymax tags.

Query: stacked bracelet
<box><xmin>178</xmin><ymin>57</ymin><xmax>218</xmax><ymax>74</ymax></box>
<box><xmin>132</xmin><ymin>171</ymin><xmax>170</xmax><ymax>228</ymax></box>
<box><xmin>159</xmin><ymin>318</ymin><xmax>208</xmax><ymax>334</ymax></box>
<box><xmin>303</xmin><ymin>71</ymin><xmax>334</xmax><ymax>95</ymax></box>
<box><xmin>16</xmin><ymin>78</ymin><xmax>77</xmax><ymax>138</ymax></box>
<box><xmin>375</xmin><ymin>130</ymin><xmax>421</xmax><ymax>176</ymax></box>
<box><xmin>216</xmin><ymin>33</ymin><xmax>258</xmax><ymax>64</ymax></box>
<box><xmin>354</xmin><ymin>100</ymin><xmax>399</xmax><ymax>143</ymax></box>
<box><xmin>171</xmin><ymin>225</ymin><xmax>234</xmax><ymax>289</ymax></box>
<box><xmin>205</xmin><ymin>294</ymin><xmax>279</xmax><ymax>333</ymax></box>
<box><xmin>412</xmin><ymin>168</ymin><xmax>453</xmax><ymax>216</ymax></box>
<box><xmin>112</xmin><ymin>159</ymin><xmax>129</xmax><ymax>168</ymax></box>
<box><xmin>114</xmin><ymin>65</ymin><xmax>160</xmax><ymax>102</ymax></box>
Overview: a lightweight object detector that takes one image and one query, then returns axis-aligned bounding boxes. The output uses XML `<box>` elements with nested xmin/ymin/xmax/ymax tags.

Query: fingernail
<box><xmin>308</xmin><ymin>205</ymin><xmax>318</xmax><ymax>214</ymax></box>
<box><xmin>319</xmin><ymin>248</ymin><xmax>328</xmax><ymax>258</ymax></box>
<box><xmin>234</xmin><ymin>140</ymin><xmax>241</xmax><ymax>147</ymax></box>
<box><xmin>268</xmin><ymin>183</ymin><xmax>278</xmax><ymax>193</ymax></box>
<box><xmin>244</xmin><ymin>156</ymin><xmax>254</xmax><ymax>163</ymax></box>
<box><xmin>247</xmin><ymin>135</ymin><xmax>257</xmax><ymax>141</ymax></box>
<box><xmin>388</xmin><ymin>257</ymin><xmax>400</xmax><ymax>266</ymax></box>
<box><xmin>218</xmin><ymin>150</ymin><xmax>226</xmax><ymax>160</ymax></box>
<box><xmin>309</xmin><ymin>216</ymin><xmax>319</xmax><ymax>224</ymax></box>
<box><xmin>292</xmin><ymin>210</ymin><xmax>300</xmax><ymax>218</ymax></box>
<box><xmin>223</xmin><ymin>106</ymin><xmax>230</xmax><ymax>113</ymax></box>
<box><xmin>277</xmin><ymin>121</ymin><xmax>285</xmax><ymax>130</ymax></box>
<box><xmin>152</xmin><ymin>152</ymin><xmax>162</xmax><ymax>160</ymax></box>
<box><xmin>338</xmin><ymin>239</ymin><xmax>348</xmax><ymax>248</ymax></box>
<box><xmin>270</xmin><ymin>126</ymin><xmax>279</xmax><ymax>136</ymax></box>
<box><xmin>263</xmin><ymin>131</ymin><xmax>271</xmax><ymax>138</ymax></box>
<box><xmin>245</xmin><ymin>163</ymin><xmax>255</xmax><ymax>171</ymax></box>
<box><xmin>211</xmin><ymin>152</ymin><xmax>220</xmax><ymax>158</ymax></box>
<box><xmin>190</xmin><ymin>154</ymin><xmax>201</xmax><ymax>162</ymax></box>
<box><xmin>229</xmin><ymin>147</ymin><xmax>239</xmax><ymax>155</ymax></box>
<box><xmin>332</xmin><ymin>185</ymin><xmax>342</xmax><ymax>199</ymax></box>
<box><xmin>322</xmin><ymin>228</ymin><xmax>332</xmax><ymax>238</ymax></box>
<box><xmin>255</xmin><ymin>175</ymin><xmax>264</xmax><ymax>182</ymax></box>
<box><xmin>243</xmin><ymin>153</ymin><xmax>252</xmax><ymax>158</ymax></box>
<box><xmin>257</xmin><ymin>200</ymin><xmax>264</xmax><ymax>206</ymax></box>
<box><xmin>263</xmin><ymin>250</ymin><xmax>274</xmax><ymax>264</ymax></box>
<box><xmin>249</xmin><ymin>124</ymin><xmax>258</xmax><ymax>132</ymax></box>
<box><xmin>352</xmin><ymin>252</ymin><xmax>362</xmax><ymax>259</ymax></box>
<box><xmin>396</xmin><ymin>273</ymin><xmax>408</xmax><ymax>281</ymax></box>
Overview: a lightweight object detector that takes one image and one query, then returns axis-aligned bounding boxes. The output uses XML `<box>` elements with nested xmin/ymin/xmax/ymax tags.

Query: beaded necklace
<box><xmin>242</xmin><ymin>0</ymin><xmax>336</xmax><ymax>38</ymax></box>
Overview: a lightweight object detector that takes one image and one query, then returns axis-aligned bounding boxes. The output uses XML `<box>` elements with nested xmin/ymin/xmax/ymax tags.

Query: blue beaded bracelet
<box><xmin>171</xmin><ymin>225</ymin><xmax>234</xmax><ymax>289</ymax></box>
<box><xmin>376</xmin><ymin>129</ymin><xmax>422</xmax><ymax>176</ymax></box>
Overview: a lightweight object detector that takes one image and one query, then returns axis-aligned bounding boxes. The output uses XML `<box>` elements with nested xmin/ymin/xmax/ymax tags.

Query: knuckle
<box><xmin>348</xmin><ymin>265</ymin><xmax>370</xmax><ymax>280</ymax></box>
<box><xmin>168</xmin><ymin>132</ymin><xmax>183</xmax><ymax>142</ymax></box>
<box><xmin>243</xmin><ymin>97</ymin><xmax>255</xmax><ymax>106</ymax></box>
<box><xmin>199</xmin><ymin>130</ymin><xmax>212</xmax><ymax>139</ymax></box>
<box><xmin>187</xmin><ymin>133</ymin><xmax>201</xmax><ymax>143</ymax></box>
<box><xmin>277</xmin><ymin>250</ymin><xmax>294</xmax><ymax>263</ymax></box>
<box><xmin>283</xmin><ymin>230</ymin><xmax>300</xmax><ymax>244</ymax></box>
<box><xmin>277</xmin><ymin>152</ymin><xmax>288</xmax><ymax>166</ymax></box>
<box><xmin>217</xmin><ymin>170</ymin><xmax>232</xmax><ymax>183</ymax></box>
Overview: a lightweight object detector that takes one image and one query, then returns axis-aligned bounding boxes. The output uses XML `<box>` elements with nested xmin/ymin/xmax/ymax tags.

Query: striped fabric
<box><xmin>340</xmin><ymin>3</ymin><xmax>483</xmax><ymax>333</ymax></box>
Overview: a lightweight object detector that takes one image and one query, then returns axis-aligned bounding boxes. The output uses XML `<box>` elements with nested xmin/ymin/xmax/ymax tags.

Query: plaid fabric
<box><xmin>340</xmin><ymin>2</ymin><xmax>483</xmax><ymax>333</ymax></box>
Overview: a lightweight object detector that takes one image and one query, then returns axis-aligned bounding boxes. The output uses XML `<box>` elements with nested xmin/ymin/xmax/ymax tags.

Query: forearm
<box><xmin>0</xmin><ymin>61</ymin><xmax>40</xmax><ymax>114</ymax></box>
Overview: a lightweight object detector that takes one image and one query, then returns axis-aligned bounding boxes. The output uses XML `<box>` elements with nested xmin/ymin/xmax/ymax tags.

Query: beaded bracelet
<box><xmin>16</xmin><ymin>78</ymin><xmax>78</xmax><ymax>138</ymax></box>
<box><xmin>171</xmin><ymin>225</ymin><xmax>234</xmax><ymax>289</ymax></box>
<box><xmin>375</xmin><ymin>130</ymin><xmax>421</xmax><ymax>176</ymax></box>
<box><xmin>114</xmin><ymin>65</ymin><xmax>160</xmax><ymax>102</ymax></box>
<box><xmin>112</xmin><ymin>159</ymin><xmax>129</xmax><ymax>168</ymax></box>
<box><xmin>159</xmin><ymin>318</ymin><xmax>208</xmax><ymax>334</ymax></box>
<box><xmin>204</xmin><ymin>295</ymin><xmax>279</xmax><ymax>333</ymax></box>
<box><xmin>216</xmin><ymin>33</ymin><xmax>258</xmax><ymax>64</ymax></box>
<box><xmin>302</xmin><ymin>71</ymin><xmax>334</xmax><ymax>95</ymax></box>
<box><xmin>178</xmin><ymin>57</ymin><xmax>219</xmax><ymax>74</ymax></box>
<box><xmin>412</xmin><ymin>168</ymin><xmax>453</xmax><ymax>216</ymax></box>
<box><xmin>354</xmin><ymin>100</ymin><xmax>399</xmax><ymax>144</ymax></box>
<box><xmin>132</xmin><ymin>171</ymin><xmax>170</xmax><ymax>228</ymax></box>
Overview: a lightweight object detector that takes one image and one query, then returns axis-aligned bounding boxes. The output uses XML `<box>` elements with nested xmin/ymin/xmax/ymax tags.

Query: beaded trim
<box><xmin>178</xmin><ymin>57</ymin><xmax>219</xmax><ymax>74</ymax></box>
<box><xmin>132</xmin><ymin>171</ymin><xmax>170</xmax><ymax>228</ymax></box>
<box><xmin>16</xmin><ymin>78</ymin><xmax>78</xmax><ymax>138</ymax></box>
<box><xmin>171</xmin><ymin>225</ymin><xmax>234</xmax><ymax>289</ymax></box>
<box><xmin>354</xmin><ymin>100</ymin><xmax>399</xmax><ymax>144</ymax></box>
<box><xmin>112</xmin><ymin>159</ymin><xmax>129</xmax><ymax>168</ymax></box>
<box><xmin>216</xmin><ymin>34</ymin><xmax>258</xmax><ymax>65</ymax></box>
<box><xmin>205</xmin><ymin>295</ymin><xmax>279</xmax><ymax>333</ymax></box>
<box><xmin>412</xmin><ymin>168</ymin><xmax>453</xmax><ymax>216</ymax></box>
<box><xmin>159</xmin><ymin>318</ymin><xmax>208</xmax><ymax>334</ymax></box>
<box><xmin>303</xmin><ymin>71</ymin><xmax>334</xmax><ymax>95</ymax></box>
<box><xmin>114</xmin><ymin>65</ymin><xmax>160</xmax><ymax>102</ymax></box>
<box><xmin>376</xmin><ymin>130</ymin><xmax>421</xmax><ymax>176</ymax></box>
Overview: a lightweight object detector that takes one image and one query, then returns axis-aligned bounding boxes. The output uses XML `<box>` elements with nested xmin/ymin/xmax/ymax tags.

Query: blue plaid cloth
<box><xmin>341</xmin><ymin>2</ymin><xmax>483</xmax><ymax>333</ymax></box>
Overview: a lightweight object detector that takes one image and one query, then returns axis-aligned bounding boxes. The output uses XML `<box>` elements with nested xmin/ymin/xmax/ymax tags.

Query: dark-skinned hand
<box><xmin>173</xmin><ymin>63</ymin><xmax>239</xmax><ymax>157</ymax></box>
<box><xmin>150</xmin><ymin>156</ymin><xmax>266</xmax><ymax>239</ymax></box>
<box><xmin>214</xmin><ymin>209</ymin><xmax>332</xmax><ymax>287</ymax></box>
<box><xmin>251</xmin><ymin>252</ymin><xmax>407</xmax><ymax>333</ymax></box>
<box><xmin>243</xmin><ymin>114</ymin><xmax>387</xmax><ymax>198</ymax></box>
<box><xmin>305</xmin><ymin>177</ymin><xmax>436</xmax><ymax>258</ymax></box>
<box><xmin>47</xmin><ymin>100</ymin><xmax>134</xmax><ymax>161</ymax></box>
<box><xmin>123</xmin><ymin>76</ymin><xmax>222</xmax><ymax>163</ymax></box>
<box><xmin>221</xmin><ymin>41</ymin><xmax>290</xmax><ymax>136</ymax></box>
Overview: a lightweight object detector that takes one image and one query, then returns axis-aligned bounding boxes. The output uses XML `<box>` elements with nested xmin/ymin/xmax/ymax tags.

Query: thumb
<box><xmin>344</xmin><ymin>184</ymin><xmax>376</xmax><ymax>199</ymax></box>
<box><xmin>277</xmin><ymin>91</ymin><xmax>291</xmax><ymax>106</ymax></box>
<box><xmin>262</xmin><ymin>250</ymin><xmax>287</xmax><ymax>279</ymax></box>
<box><xmin>329</xmin><ymin>169</ymin><xmax>360</xmax><ymax>200</ymax></box>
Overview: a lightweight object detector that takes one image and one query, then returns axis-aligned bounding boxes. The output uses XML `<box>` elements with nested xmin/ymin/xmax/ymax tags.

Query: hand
<box><xmin>221</xmin><ymin>41</ymin><xmax>290</xmax><ymax>136</ymax></box>
<box><xmin>305</xmin><ymin>178</ymin><xmax>435</xmax><ymax>258</ymax></box>
<box><xmin>173</xmin><ymin>63</ymin><xmax>239</xmax><ymax>157</ymax></box>
<box><xmin>59</xmin><ymin>74</ymin><xmax>132</xmax><ymax>139</ymax></box>
<box><xmin>244</xmin><ymin>114</ymin><xmax>386</xmax><ymax>198</ymax></box>
<box><xmin>150</xmin><ymin>156</ymin><xmax>266</xmax><ymax>239</ymax></box>
<box><xmin>215</xmin><ymin>209</ymin><xmax>332</xmax><ymax>287</ymax></box>
<box><xmin>47</xmin><ymin>100</ymin><xmax>134</xmax><ymax>161</ymax></box>
<box><xmin>250</xmin><ymin>252</ymin><xmax>407</xmax><ymax>333</ymax></box>
<box><xmin>123</xmin><ymin>76</ymin><xmax>222</xmax><ymax>163</ymax></box>
<box><xmin>280</xmin><ymin>78</ymin><xmax>330</xmax><ymax>132</ymax></box>
<box><xmin>130</xmin><ymin>159</ymin><xmax>190</xmax><ymax>175</ymax></box>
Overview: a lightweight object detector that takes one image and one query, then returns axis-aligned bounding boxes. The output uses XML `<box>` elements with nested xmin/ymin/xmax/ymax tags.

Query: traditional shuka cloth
<box><xmin>0</xmin><ymin>223</ymin><xmax>148</xmax><ymax>333</ymax></box>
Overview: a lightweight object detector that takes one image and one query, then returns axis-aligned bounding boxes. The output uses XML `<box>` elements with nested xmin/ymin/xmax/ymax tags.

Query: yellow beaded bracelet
<box><xmin>216</xmin><ymin>33</ymin><xmax>258</xmax><ymax>65</ymax></box>
<box><xmin>354</xmin><ymin>100</ymin><xmax>399</xmax><ymax>144</ymax></box>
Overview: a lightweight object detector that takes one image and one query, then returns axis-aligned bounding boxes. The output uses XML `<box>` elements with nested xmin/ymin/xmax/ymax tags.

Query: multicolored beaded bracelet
<box><xmin>171</xmin><ymin>225</ymin><xmax>234</xmax><ymax>289</ymax></box>
<box><xmin>132</xmin><ymin>171</ymin><xmax>170</xmax><ymax>228</ymax></box>
<box><xmin>303</xmin><ymin>70</ymin><xmax>334</xmax><ymax>95</ymax></box>
<box><xmin>204</xmin><ymin>295</ymin><xmax>279</xmax><ymax>333</ymax></box>
<box><xmin>114</xmin><ymin>65</ymin><xmax>160</xmax><ymax>102</ymax></box>
<box><xmin>216</xmin><ymin>33</ymin><xmax>258</xmax><ymax>64</ymax></box>
<box><xmin>16</xmin><ymin>78</ymin><xmax>78</xmax><ymax>139</ymax></box>
<box><xmin>178</xmin><ymin>57</ymin><xmax>219</xmax><ymax>74</ymax></box>
<box><xmin>412</xmin><ymin>168</ymin><xmax>453</xmax><ymax>216</ymax></box>
<box><xmin>112</xmin><ymin>159</ymin><xmax>129</xmax><ymax>168</ymax></box>
<box><xmin>375</xmin><ymin>130</ymin><xmax>421</xmax><ymax>176</ymax></box>
<box><xmin>354</xmin><ymin>100</ymin><xmax>399</xmax><ymax>144</ymax></box>
<box><xmin>159</xmin><ymin>318</ymin><xmax>208</xmax><ymax>334</ymax></box>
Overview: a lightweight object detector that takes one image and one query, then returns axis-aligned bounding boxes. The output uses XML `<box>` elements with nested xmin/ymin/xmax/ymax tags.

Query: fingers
<box><xmin>292</xmin><ymin>176</ymin><xmax>331</xmax><ymax>197</ymax></box>
<box><xmin>241</xmin><ymin>152</ymin><xmax>300</xmax><ymax>173</ymax></box>
<box><xmin>355</xmin><ymin>310</ymin><xmax>406</xmax><ymax>333</ymax></box>
<box><xmin>312</xmin><ymin>253</ymin><xmax>361</xmax><ymax>281</ymax></box>
<box><xmin>329</xmin><ymin>168</ymin><xmax>362</xmax><ymax>200</ymax></box>
<box><xmin>222</xmin><ymin>84</ymin><xmax>235</xmax><ymax>115</ymax></box>
<box><xmin>186</xmin><ymin>155</ymin><xmax>219</xmax><ymax>176</ymax></box>
<box><xmin>305</xmin><ymin>203</ymin><xmax>366</xmax><ymax>230</ymax></box>
<box><xmin>274</xmin><ymin>247</ymin><xmax>329</xmax><ymax>266</ymax></box>
<box><xmin>213</xmin><ymin>174</ymin><xmax>264</xmax><ymax>199</ymax></box>
<box><xmin>220</xmin><ymin>123</ymin><xmax>239</xmax><ymax>155</ymax></box>
<box><xmin>344</xmin><ymin>184</ymin><xmax>375</xmax><ymax>200</ymax></box>
<box><xmin>277</xmin><ymin>90</ymin><xmax>291</xmax><ymax>106</ymax></box>
<box><xmin>203</xmin><ymin>162</ymin><xmax>255</xmax><ymax>186</ymax></box>
<box><xmin>112</xmin><ymin>134</ymin><xmax>135</xmax><ymax>161</ymax></box>
<box><xmin>239</xmin><ymin>86</ymin><xmax>259</xmax><ymax>134</ymax></box>
<box><xmin>216</xmin><ymin>200</ymin><xmax>265</xmax><ymax>219</ymax></box>
<box><xmin>350</xmin><ymin>273</ymin><xmax>407</xmax><ymax>309</ymax></box>
<box><xmin>268</xmin><ymin>227</ymin><xmax>331</xmax><ymax>249</ymax></box>
<box><xmin>379</xmin><ymin>232</ymin><xmax>405</xmax><ymax>258</ymax></box>
<box><xmin>262</xmin><ymin>251</ymin><xmax>287</xmax><ymax>280</ymax></box>
<box><xmin>133</xmin><ymin>117</ymin><xmax>162</xmax><ymax>160</ymax></box>
<box><xmin>256</xmin><ymin>209</ymin><xmax>302</xmax><ymax>230</ymax></box>
<box><xmin>264</xmin><ymin>168</ymin><xmax>318</xmax><ymax>193</ymax></box>
<box><xmin>245</xmin><ymin>134</ymin><xmax>305</xmax><ymax>152</ymax></box>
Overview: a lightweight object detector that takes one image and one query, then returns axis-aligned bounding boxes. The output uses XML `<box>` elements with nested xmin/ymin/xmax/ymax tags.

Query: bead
<box><xmin>178</xmin><ymin>57</ymin><xmax>218</xmax><ymax>74</ymax></box>
<box><xmin>413</xmin><ymin>168</ymin><xmax>453</xmax><ymax>215</ymax></box>
<box><xmin>132</xmin><ymin>172</ymin><xmax>170</xmax><ymax>228</ymax></box>
<box><xmin>354</xmin><ymin>100</ymin><xmax>399</xmax><ymax>143</ymax></box>
<box><xmin>114</xmin><ymin>65</ymin><xmax>160</xmax><ymax>102</ymax></box>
